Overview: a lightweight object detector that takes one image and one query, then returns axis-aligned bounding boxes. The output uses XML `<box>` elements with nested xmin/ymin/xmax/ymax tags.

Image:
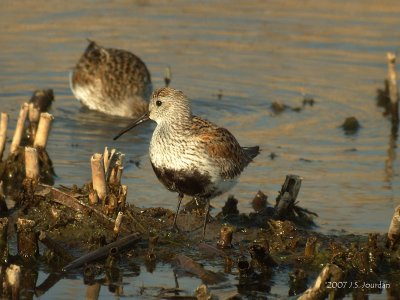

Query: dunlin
<box><xmin>114</xmin><ymin>87</ymin><xmax>259</xmax><ymax>239</ymax></box>
<box><xmin>70</xmin><ymin>40</ymin><xmax>152</xmax><ymax>117</ymax></box>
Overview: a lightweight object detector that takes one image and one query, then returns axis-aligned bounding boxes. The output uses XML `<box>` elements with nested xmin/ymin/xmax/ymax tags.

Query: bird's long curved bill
<box><xmin>113</xmin><ymin>112</ymin><xmax>150</xmax><ymax>140</ymax></box>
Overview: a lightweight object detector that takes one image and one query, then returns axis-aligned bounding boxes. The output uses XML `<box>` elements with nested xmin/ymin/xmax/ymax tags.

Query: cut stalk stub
<box><xmin>0</xmin><ymin>112</ymin><xmax>8</xmax><ymax>161</ymax></box>
<box><xmin>10</xmin><ymin>103</ymin><xmax>29</xmax><ymax>155</ymax></box>
<box><xmin>386</xmin><ymin>205</ymin><xmax>400</xmax><ymax>250</ymax></box>
<box><xmin>91</xmin><ymin>153</ymin><xmax>107</xmax><ymax>201</ymax></box>
<box><xmin>217</xmin><ymin>225</ymin><xmax>233</xmax><ymax>249</ymax></box>
<box><xmin>387</xmin><ymin>52</ymin><xmax>399</xmax><ymax>123</ymax></box>
<box><xmin>274</xmin><ymin>174</ymin><xmax>303</xmax><ymax>219</ymax></box>
<box><xmin>33</xmin><ymin>113</ymin><xmax>54</xmax><ymax>149</ymax></box>
<box><xmin>25</xmin><ymin>147</ymin><xmax>40</xmax><ymax>181</ymax></box>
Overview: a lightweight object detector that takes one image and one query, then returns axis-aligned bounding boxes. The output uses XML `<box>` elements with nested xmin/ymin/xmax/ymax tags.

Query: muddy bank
<box><xmin>0</xmin><ymin>169</ymin><xmax>397</xmax><ymax>299</ymax></box>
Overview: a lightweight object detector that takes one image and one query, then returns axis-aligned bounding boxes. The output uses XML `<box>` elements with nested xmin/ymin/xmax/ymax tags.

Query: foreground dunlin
<box><xmin>70</xmin><ymin>40</ymin><xmax>152</xmax><ymax>117</ymax></box>
<box><xmin>114</xmin><ymin>87</ymin><xmax>259</xmax><ymax>239</ymax></box>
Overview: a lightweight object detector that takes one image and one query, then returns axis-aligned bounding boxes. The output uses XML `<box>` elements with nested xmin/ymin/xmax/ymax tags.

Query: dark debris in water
<box><xmin>341</xmin><ymin>116</ymin><xmax>361</xmax><ymax>134</ymax></box>
<box><xmin>271</xmin><ymin>95</ymin><xmax>316</xmax><ymax>114</ymax></box>
<box><xmin>29</xmin><ymin>89</ymin><xmax>54</xmax><ymax>113</ymax></box>
<box><xmin>302</xmin><ymin>96</ymin><xmax>315</xmax><ymax>107</ymax></box>
<box><xmin>376</xmin><ymin>79</ymin><xmax>391</xmax><ymax>116</ymax></box>
<box><xmin>269</xmin><ymin>152</ymin><xmax>277</xmax><ymax>160</ymax></box>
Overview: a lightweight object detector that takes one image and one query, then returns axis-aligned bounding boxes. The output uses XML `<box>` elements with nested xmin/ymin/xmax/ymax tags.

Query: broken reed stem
<box><xmin>274</xmin><ymin>191</ymin><xmax>292</xmax><ymax>219</ymax></box>
<box><xmin>109</xmin><ymin>166</ymin><xmax>124</xmax><ymax>185</ymax></box>
<box><xmin>117</xmin><ymin>166</ymin><xmax>123</xmax><ymax>183</ymax></box>
<box><xmin>28</xmin><ymin>103</ymin><xmax>41</xmax><ymax>124</ymax></box>
<box><xmin>108</xmin><ymin>152</ymin><xmax>125</xmax><ymax>185</ymax></box>
<box><xmin>217</xmin><ymin>225</ymin><xmax>233</xmax><ymax>249</ymax></box>
<box><xmin>106</xmin><ymin>194</ymin><xmax>118</xmax><ymax>215</ymax></box>
<box><xmin>0</xmin><ymin>112</ymin><xmax>8</xmax><ymax>161</ymax></box>
<box><xmin>387</xmin><ymin>52</ymin><xmax>399</xmax><ymax>123</ymax></box>
<box><xmin>88</xmin><ymin>189</ymin><xmax>99</xmax><ymax>205</ymax></box>
<box><xmin>91</xmin><ymin>153</ymin><xmax>107</xmax><ymax>201</ymax></box>
<box><xmin>387</xmin><ymin>54</ymin><xmax>400</xmax><ymax>125</ymax></box>
<box><xmin>10</xmin><ymin>103</ymin><xmax>29</xmax><ymax>155</ymax></box>
<box><xmin>28</xmin><ymin>103</ymin><xmax>40</xmax><ymax>141</ymax></box>
<box><xmin>113</xmin><ymin>212</ymin><xmax>124</xmax><ymax>235</ymax></box>
<box><xmin>387</xmin><ymin>205</ymin><xmax>400</xmax><ymax>250</ymax></box>
<box><xmin>33</xmin><ymin>112</ymin><xmax>54</xmax><ymax>149</ymax></box>
<box><xmin>103</xmin><ymin>147</ymin><xmax>110</xmax><ymax>174</ymax></box>
<box><xmin>304</xmin><ymin>236</ymin><xmax>317</xmax><ymax>257</ymax></box>
<box><xmin>119</xmin><ymin>185</ymin><xmax>128</xmax><ymax>209</ymax></box>
<box><xmin>25</xmin><ymin>147</ymin><xmax>40</xmax><ymax>180</ymax></box>
<box><xmin>108</xmin><ymin>164</ymin><xmax>124</xmax><ymax>185</ymax></box>
<box><xmin>103</xmin><ymin>147</ymin><xmax>117</xmax><ymax>176</ymax></box>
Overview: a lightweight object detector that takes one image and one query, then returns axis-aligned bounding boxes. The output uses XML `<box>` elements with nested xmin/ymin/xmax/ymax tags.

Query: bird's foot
<box><xmin>169</xmin><ymin>223</ymin><xmax>182</xmax><ymax>234</ymax></box>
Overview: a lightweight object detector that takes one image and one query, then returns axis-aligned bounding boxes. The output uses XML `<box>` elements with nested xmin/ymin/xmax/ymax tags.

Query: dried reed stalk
<box><xmin>113</xmin><ymin>211</ymin><xmax>124</xmax><ymax>235</ymax></box>
<box><xmin>217</xmin><ymin>225</ymin><xmax>233</xmax><ymax>249</ymax></box>
<box><xmin>10</xmin><ymin>103</ymin><xmax>29</xmax><ymax>155</ymax></box>
<box><xmin>109</xmin><ymin>166</ymin><xmax>124</xmax><ymax>185</ymax></box>
<box><xmin>28</xmin><ymin>103</ymin><xmax>41</xmax><ymax>141</ymax></box>
<box><xmin>387</xmin><ymin>52</ymin><xmax>399</xmax><ymax>123</ymax></box>
<box><xmin>91</xmin><ymin>153</ymin><xmax>107</xmax><ymax>201</ymax></box>
<box><xmin>387</xmin><ymin>205</ymin><xmax>400</xmax><ymax>250</ymax></box>
<box><xmin>0</xmin><ymin>112</ymin><xmax>8</xmax><ymax>161</ymax></box>
<box><xmin>304</xmin><ymin>236</ymin><xmax>317</xmax><ymax>257</ymax></box>
<box><xmin>33</xmin><ymin>112</ymin><xmax>54</xmax><ymax>149</ymax></box>
<box><xmin>119</xmin><ymin>185</ymin><xmax>128</xmax><ymax>209</ymax></box>
<box><xmin>25</xmin><ymin>147</ymin><xmax>40</xmax><ymax>180</ymax></box>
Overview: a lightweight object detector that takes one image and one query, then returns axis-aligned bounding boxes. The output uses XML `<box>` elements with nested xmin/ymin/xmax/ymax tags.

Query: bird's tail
<box><xmin>243</xmin><ymin>146</ymin><xmax>260</xmax><ymax>161</ymax></box>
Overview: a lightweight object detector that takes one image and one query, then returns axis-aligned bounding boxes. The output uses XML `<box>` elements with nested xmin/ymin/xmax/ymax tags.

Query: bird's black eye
<box><xmin>156</xmin><ymin>100</ymin><xmax>162</xmax><ymax>107</ymax></box>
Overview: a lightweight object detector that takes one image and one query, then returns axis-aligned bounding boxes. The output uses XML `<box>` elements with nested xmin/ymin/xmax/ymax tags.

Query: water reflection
<box><xmin>385</xmin><ymin>125</ymin><xmax>398</xmax><ymax>185</ymax></box>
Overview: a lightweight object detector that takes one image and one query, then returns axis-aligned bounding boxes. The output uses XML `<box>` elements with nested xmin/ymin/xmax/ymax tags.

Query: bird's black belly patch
<box><xmin>151</xmin><ymin>163</ymin><xmax>212</xmax><ymax>197</ymax></box>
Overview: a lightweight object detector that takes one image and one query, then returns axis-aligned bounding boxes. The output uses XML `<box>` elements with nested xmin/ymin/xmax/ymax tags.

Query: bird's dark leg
<box><xmin>201</xmin><ymin>198</ymin><xmax>210</xmax><ymax>241</ymax></box>
<box><xmin>171</xmin><ymin>193</ymin><xmax>184</xmax><ymax>232</ymax></box>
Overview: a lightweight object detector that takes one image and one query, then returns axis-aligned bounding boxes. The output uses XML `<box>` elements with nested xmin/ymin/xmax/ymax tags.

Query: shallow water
<box><xmin>1</xmin><ymin>0</ymin><xmax>399</xmax><ymax>298</ymax></box>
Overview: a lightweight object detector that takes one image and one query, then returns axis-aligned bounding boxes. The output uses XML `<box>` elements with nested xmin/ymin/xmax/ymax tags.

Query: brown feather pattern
<box><xmin>191</xmin><ymin>116</ymin><xmax>259</xmax><ymax>179</ymax></box>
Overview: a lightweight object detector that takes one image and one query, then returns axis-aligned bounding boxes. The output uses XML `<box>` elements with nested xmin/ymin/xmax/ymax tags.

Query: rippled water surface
<box><xmin>1</xmin><ymin>0</ymin><xmax>399</xmax><ymax>298</ymax></box>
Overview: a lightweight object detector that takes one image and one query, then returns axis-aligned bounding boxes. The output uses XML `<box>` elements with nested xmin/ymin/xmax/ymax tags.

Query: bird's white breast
<box><xmin>149</xmin><ymin>125</ymin><xmax>238</xmax><ymax>196</ymax></box>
